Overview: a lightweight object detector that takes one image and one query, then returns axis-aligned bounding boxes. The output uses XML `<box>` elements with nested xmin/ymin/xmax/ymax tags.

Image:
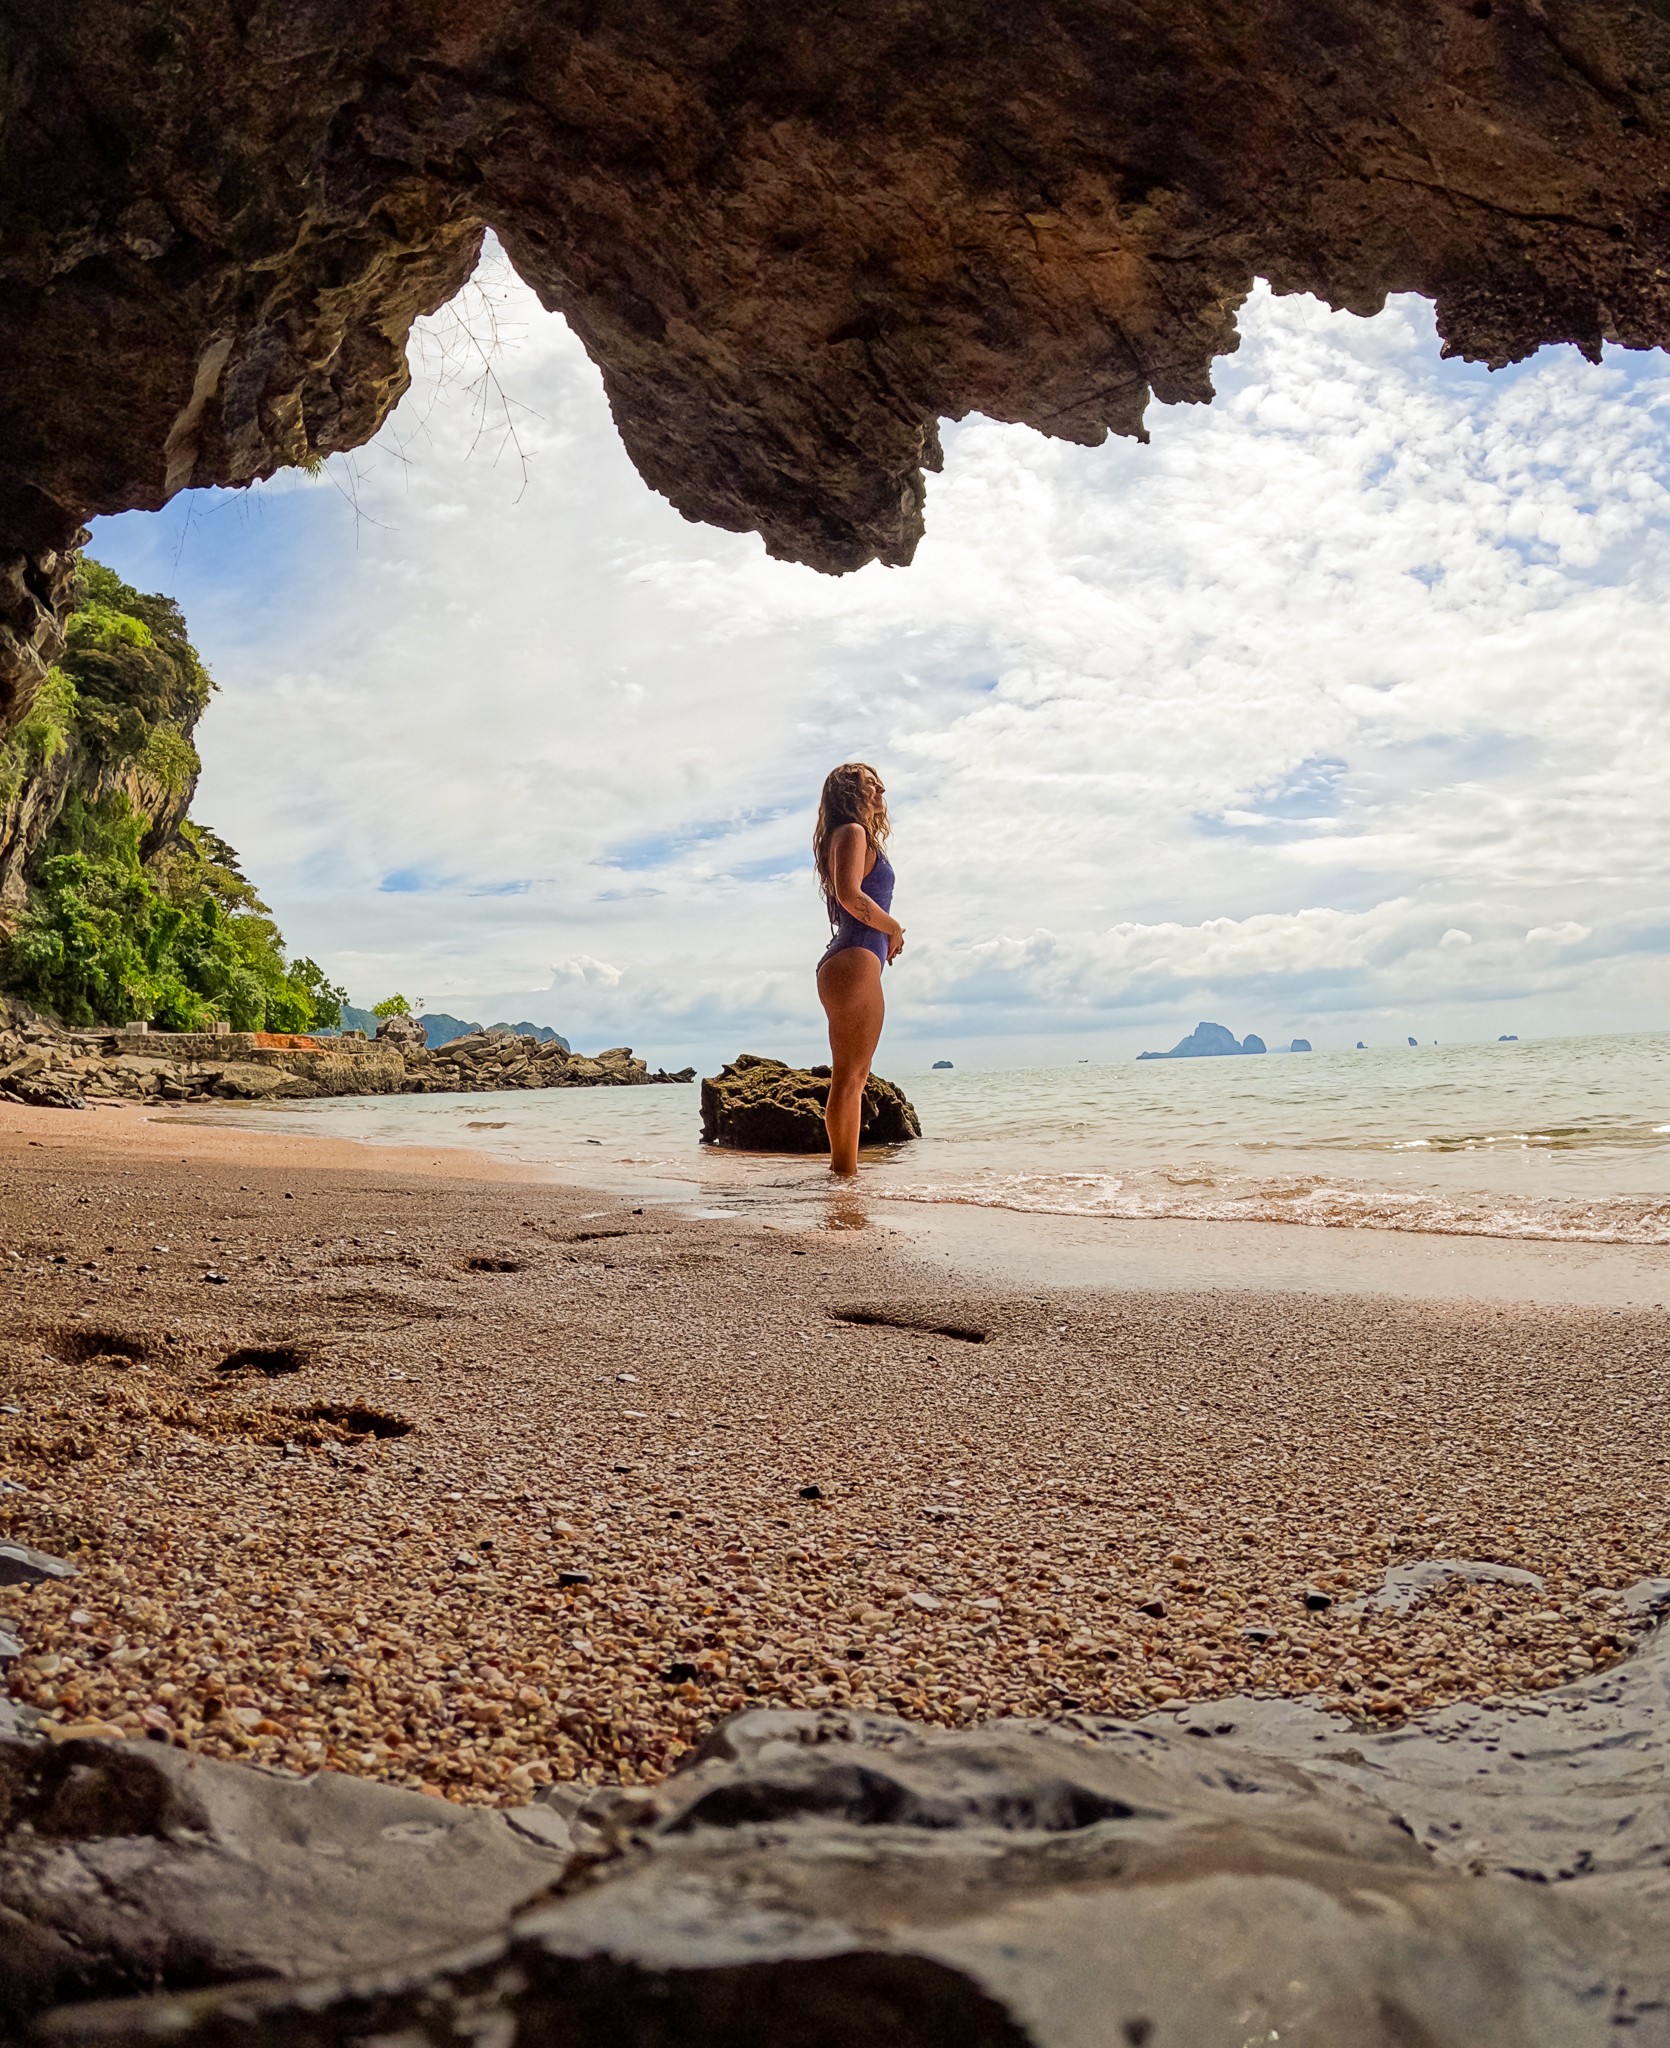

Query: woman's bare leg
<box><xmin>816</xmin><ymin>949</ymin><xmax>885</xmax><ymax>1176</ymax></box>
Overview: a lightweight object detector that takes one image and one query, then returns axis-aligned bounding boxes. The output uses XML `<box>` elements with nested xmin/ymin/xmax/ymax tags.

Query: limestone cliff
<box><xmin>0</xmin><ymin>560</ymin><xmax>342</xmax><ymax>1034</ymax></box>
<box><xmin>7</xmin><ymin>2</ymin><xmax>1670</xmax><ymax>732</ymax></box>
<box><xmin>0</xmin><ymin>564</ymin><xmax>207</xmax><ymax>928</ymax></box>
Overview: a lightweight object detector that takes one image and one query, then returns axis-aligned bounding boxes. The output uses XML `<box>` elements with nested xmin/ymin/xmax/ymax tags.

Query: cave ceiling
<box><xmin>4</xmin><ymin>0</ymin><xmax>1670</xmax><ymax>729</ymax></box>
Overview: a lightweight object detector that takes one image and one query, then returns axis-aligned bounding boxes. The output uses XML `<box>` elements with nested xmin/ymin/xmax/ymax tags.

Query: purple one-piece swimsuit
<box><xmin>819</xmin><ymin>849</ymin><xmax>896</xmax><ymax>969</ymax></box>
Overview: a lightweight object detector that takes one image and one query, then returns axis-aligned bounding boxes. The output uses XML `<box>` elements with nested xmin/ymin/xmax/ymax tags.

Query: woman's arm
<box><xmin>829</xmin><ymin>822</ymin><xmax>903</xmax><ymax>952</ymax></box>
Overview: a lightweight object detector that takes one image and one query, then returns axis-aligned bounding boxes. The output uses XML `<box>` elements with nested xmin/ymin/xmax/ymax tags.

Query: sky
<box><xmin>90</xmin><ymin>243</ymin><xmax>1670</xmax><ymax>1071</ymax></box>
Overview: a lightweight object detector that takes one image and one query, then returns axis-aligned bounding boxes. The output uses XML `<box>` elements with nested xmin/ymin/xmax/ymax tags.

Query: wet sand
<box><xmin>0</xmin><ymin>1095</ymin><xmax>547</xmax><ymax>1182</ymax></box>
<box><xmin>3</xmin><ymin>1100</ymin><xmax>1668</xmax><ymax>1803</ymax></box>
<box><xmin>885</xmin><ymin>1199</ymin><xmax>1670</xmax><ymax>1306</ymax></box>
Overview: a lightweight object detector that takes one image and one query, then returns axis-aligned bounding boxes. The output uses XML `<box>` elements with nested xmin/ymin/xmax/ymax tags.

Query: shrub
<box><xmin>2</xmin><ymin>790</ymin><xmax>353</xmax><ymax>1033</ymax></box>
<box><xmin>0</xmin><ymin>667</ymin><xmax>79</xmax><ymax>803</ymax></box>
<box><xmin>136</xmin><ymin>722</ymin><xmax>201</xmax><ymax>802</ymax></box>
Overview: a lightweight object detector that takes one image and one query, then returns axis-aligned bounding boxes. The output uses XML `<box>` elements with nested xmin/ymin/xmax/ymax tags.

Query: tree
<box><xmin>372</xmin><ymin>993</ymin><xmax>413</xmax><ymax>1019</ymax></box>
<box><xmin>288</xmin><ymin>959</ymin><xmax>347</xmax><ymax>1031</ymax></box>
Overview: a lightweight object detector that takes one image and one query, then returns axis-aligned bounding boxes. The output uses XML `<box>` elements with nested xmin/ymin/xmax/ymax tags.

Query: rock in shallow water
<box><xmin>700</xmin><ymin>1054</ymin><xmax>920</xmax><ymax>1152</ymax></box>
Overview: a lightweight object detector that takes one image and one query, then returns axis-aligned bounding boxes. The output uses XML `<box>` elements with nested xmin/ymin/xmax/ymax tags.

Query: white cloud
<box><xmin>550</xmin><ymin>955</ymin><xmax>624</xmax><ymax>988</ymax></box>
<box><xmin>91</xmin><ymin>248</ymin><xmax>1670</xmax><ymax>1065</ymax></box>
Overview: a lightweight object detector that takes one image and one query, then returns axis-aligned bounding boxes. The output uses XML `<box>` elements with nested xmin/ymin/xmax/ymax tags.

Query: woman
<box><xmin>813</xmin><ymin>761</ymin><xmax>904</xmax><ymax>1175</ymax></box>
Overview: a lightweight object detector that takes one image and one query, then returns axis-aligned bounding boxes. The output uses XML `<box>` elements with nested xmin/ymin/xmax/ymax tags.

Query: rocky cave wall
<box><xmin>6</xmin><ymin>0</ymin><xmax>1670</xmax><ymax>731</ymax></box>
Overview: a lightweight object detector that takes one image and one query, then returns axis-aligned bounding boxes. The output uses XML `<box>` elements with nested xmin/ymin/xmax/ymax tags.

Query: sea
<box><xmin>195</xmin><ymin>1032</ymin><xmax>1670</xmax><ymax>1251</ymax></box>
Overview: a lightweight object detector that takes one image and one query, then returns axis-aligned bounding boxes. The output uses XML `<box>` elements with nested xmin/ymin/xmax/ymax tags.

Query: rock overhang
<box><xmin>4</xmin><ymin>0</ymin><xmax>1670</xmax><ymax>727</ymax></box>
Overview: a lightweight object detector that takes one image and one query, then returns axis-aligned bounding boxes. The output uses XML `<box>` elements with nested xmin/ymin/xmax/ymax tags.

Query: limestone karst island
<box><xmin>3</xmin><ymin>8</ymin><xmax>1670</xmax><ymax>2046</ymax></box>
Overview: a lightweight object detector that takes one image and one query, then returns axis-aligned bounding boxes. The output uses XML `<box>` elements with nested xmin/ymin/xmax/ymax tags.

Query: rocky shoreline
<box><xmin>8</xmin><ymin>1619</ymin><xmax>1670</xmax><ymax>2046</ymax></box>
<box><xmin>0</xmin><ymin>1008</ymin><xmax>693</xmax><ymax>1111</ymax></box>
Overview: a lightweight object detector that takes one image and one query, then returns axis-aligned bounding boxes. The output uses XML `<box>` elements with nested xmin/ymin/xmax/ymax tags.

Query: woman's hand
<box><xmin>886</xmin><ymin>922</ymin><xmax>905</xmax><ymax>963</ymax></box>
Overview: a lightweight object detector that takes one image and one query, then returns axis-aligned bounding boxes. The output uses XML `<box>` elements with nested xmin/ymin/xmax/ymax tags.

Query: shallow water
<box><xmin>191</xmin><ymin>1031</ymin><xmax>1670</xmax><ymax>1249</ymax></box>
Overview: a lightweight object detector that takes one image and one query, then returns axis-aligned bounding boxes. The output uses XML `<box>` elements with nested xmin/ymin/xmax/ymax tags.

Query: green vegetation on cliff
<box><xmin>0</xmin><ymin>560</ymin><xmax>346</xmax><ymax>1033</ymax></box>
<box><xmin>0</xmin><ymin>665</ymin><xmax>77</xmax><ymax>804</ymax></box>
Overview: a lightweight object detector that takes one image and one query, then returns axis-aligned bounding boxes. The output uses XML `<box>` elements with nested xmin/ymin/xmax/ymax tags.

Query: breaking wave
<box><xmin>874</xmin><ymin>1167</ymin><xmax>1670</xmax><ymax>1245</ymax></box>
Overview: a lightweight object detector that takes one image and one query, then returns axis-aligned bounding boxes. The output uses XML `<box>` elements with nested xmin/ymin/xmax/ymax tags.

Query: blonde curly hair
<box><xmin>812</xmin><ymin>761</ymin><xmax>890</xmax><ymax>898</ymax></box>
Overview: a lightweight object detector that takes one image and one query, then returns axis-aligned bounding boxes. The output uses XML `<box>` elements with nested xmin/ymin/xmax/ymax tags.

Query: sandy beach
<box><xmin>3</xmin><ymin>1098</ymin><xmax>1668</xmax><ymax>1804</ymax></box>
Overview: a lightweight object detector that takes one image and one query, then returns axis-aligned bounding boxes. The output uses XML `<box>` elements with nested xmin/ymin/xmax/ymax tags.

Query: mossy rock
<box><xmin>700</xmin><ymin>1053</ymin><xmax>920</xmax><ymax>1152</ymax></box>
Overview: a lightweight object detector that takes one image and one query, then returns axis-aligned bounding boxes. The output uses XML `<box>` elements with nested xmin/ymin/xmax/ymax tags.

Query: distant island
<box><xmin>932</xmin><ymin>1059</ymin><xmax>954</xmax><ymax>1070</ymax></box>
<box><xmin>1139</xmin><ymin>1021</ymin><xmax>1264</xmax><ymax>1060</ymax></box>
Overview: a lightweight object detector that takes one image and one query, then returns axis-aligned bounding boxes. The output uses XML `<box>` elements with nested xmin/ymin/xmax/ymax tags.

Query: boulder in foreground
<box><xmin>30</xmin><ymin>1634</ymin><xmax>1670</xmax><ymax>2048</ymax></box>
<box><xmin>0</xmin><ymin>1703</ymin><xmax>570</xmax><ymax>2033</ymax></box>
<box><xmin>700</xmin><ymin>1054</ymin><xmax>919</xmax><ymax>1151</ymax></box>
